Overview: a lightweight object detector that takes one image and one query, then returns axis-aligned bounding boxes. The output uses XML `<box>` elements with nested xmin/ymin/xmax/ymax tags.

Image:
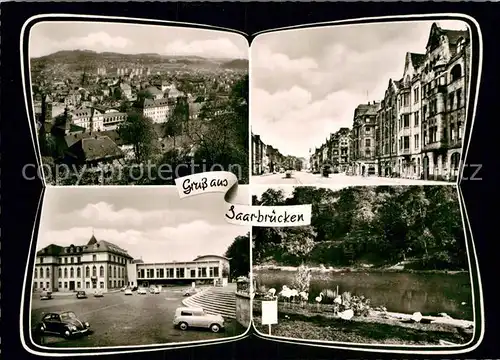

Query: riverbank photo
<box><xmin>28</xmin><ymin>20</ymin><xmax>249</xmax><ymax>186</ymax></box>
<box><xmin>251</xmin><ymin>20</ymin><xmax>472</xmax><ymax>186</ymax></box>
<box><xmin>27</xmin><ymin>186</ymin><xmax>251</xmax><ymax>349</ymax></box>
<box><xmin>251</xmin><ymin>185</ymin><xmax>475</xmax><ymax>347</ymax></box>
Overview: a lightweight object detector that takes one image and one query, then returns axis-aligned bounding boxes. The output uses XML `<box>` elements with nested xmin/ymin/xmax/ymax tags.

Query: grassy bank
<box><xmin>253</xmin><ymin>310</ymin><xmax>473</xmax><ymax>345</ymax></box>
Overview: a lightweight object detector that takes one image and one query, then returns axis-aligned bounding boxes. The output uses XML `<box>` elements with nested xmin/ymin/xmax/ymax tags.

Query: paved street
<box><xmin>30</xmin><ymin>288</ymin><xmax>244</xmax><ymax>348</ymax></box>
<box><xmin>251</xmin><ymin>171</ymin><xmax>450</xmax><ymax>186</ymax></box>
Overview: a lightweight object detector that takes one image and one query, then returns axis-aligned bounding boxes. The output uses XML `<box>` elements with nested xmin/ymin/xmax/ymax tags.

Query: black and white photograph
<box><xmin>251</xmin><ymin>20</ymin><xmax>471</xmax><ymax>185</ymax></box>
<box><xmin>29</xmin><ymin>186</ymin><xmax>251</xmax><ymax>348</ymax></box>
<box><xmin>29</xmin><ymin>21</ymin><xmax>249</xmax><ymax>186</ymax></box>
<box><xmin>251</xmin><ymin>185</ymin><xmax>475</xmax><ymax>346</ymax></box>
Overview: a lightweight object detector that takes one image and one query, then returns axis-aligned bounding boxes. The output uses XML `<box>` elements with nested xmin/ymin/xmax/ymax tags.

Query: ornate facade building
<box><xmin>34</xmin><ymin>235</ymin><xmax>132</xmax><ymax>292</ymax></box>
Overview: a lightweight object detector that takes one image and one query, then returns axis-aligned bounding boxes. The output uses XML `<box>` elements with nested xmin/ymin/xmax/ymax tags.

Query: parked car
<box><xmin>183</xmin><ymin>288</ymin><xmax>198</xmax><ymax>296</ymax></box>
<box><xmin>137</xmin><ymin>288</ymin><xmax>147</xmax><ymax>295</ymax></box>
<box><xmin>76</xmin><ymin>291</ymin><xmax>87</xmax><ymax>299</ymax></box>
<box><xmin>36</xmin><ymin>311</ymin><xmax>90</xmax><ymax>339</ymax></box>
<box><xmin>150</xmin><ymin>287</ymin><xmax>160</xmax><ymax>294</ymax></box>
<box><xmin>173</xmin><ymin>307</ymin><xmax>224</xmax><ymax>333</ymax></box>
<box><xmin>93</xmin><ymin>290</ymin><xmax>104</xmax><ymax>298</ymax></box>
<box><xmin>149</xmin><ymin>286</ymin><xmax>156</xmax><ymax>294</ymax></box>
<box><xmin>40</xmin><ymin>290</ymin><xmax>52</xmax><ymax>300</ymax></box>
<box><xmin>124</xmin><ymin>288</ymin><xmax>133</xmax><ymax>295</ymax></box>
<box><xmin>120</xmin><ymin>286</ymin><xmax>127</xmax><ymax>292</ymax></box>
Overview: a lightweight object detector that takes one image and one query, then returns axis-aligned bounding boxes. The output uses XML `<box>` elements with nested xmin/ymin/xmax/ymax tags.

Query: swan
<box><xmin>339</xmin><ymin>308</ymin><xmax>354</xmax><ymax>320</ymax></box>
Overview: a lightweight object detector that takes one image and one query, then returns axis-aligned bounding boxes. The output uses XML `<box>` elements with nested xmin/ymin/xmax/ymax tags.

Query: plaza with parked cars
<box><xmin>30</xmin><ymin>285</ymin><xmax>245</xmax><ymax>347</ymax></box>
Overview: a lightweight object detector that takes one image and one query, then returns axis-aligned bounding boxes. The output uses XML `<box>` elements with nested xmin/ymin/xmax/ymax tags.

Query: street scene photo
<box><xmin>252</xmin><ymin>185</ymin><xmax>474</xmax><ymax>346</ymax></box>
<box><xmin>29</xmin><ymin>186</ymin><xmax>251</xmax><ymax>348</ymax></box>
<box><xmin>29</xmin><ymin>21</ymin><xmax>249</xmax><ymax>185</ymax></box>
<box><xmin>251</xmin><ymin>20</ymin><xmax>471</xmax><ymax>185</ymax></box>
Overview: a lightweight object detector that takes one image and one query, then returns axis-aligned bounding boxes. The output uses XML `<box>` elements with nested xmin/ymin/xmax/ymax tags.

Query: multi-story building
<box><xmin>251</xmin><ymin>133</ymin><xmax>264</xmax><ymax>175</ymax></box>
<box><xmin>397</xmin><ymin>52</ymin><xmax>426</xmax><ymax>178</ymax></box>
<box><xmin>420</xmin><ymin>23</ymin><xmax>469</xmax><ymax>181</ymax></box>
<box><xmin>34</xmin><ymin>234</ymin><xmax>231</xmax><ymax>292</ymax></box>
<box><xmin>71</xmin><ymin>108</ymin><xmax>127</xmax><ymax>132</ymax></box>
<box><xmin>351</xmin><ymin>102</ymin><xmax>380</xmax><ymax>176</ymax></box>
<box><xmin>376</xmin><ymin>79</ymin><xmax>400</xmax><ymax>177</ymax></box>
<box><xmin>140</xmin><ymin>98</ymin><xmax>170</xmax><ymax>124</ymax></box>
<box><xmin>34</xmin><ymin>234</ymin><xmax>133</xmax><ymax>292</ymax></box>
<box><xmin>129</xmin><ymin>255</ymin><xmax>230</xmax><ymax>288</ymax></box>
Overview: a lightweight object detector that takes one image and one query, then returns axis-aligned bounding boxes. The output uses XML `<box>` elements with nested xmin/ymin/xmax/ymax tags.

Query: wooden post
<box><xmin>336</xmin><ymin>285</ymin><xmax>339</xmax><ymax>296</ymax></box>
<box><xmin>268</xmin><ymin>324</ymin><xmax>272</xmax><ymax>335</ymax></box>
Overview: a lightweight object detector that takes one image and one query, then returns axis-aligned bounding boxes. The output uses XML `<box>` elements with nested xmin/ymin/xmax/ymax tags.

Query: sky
<box><xmin>30</xmin><ymin>21</ymin><xmax>249</xmax><ymax>59</ymax></box>
<box><xmin>37</xmin><ymin>186</ymin><xmax>250</xmax><ymax>263</ymax></box>
<box><xmin>251</xmin><ymin>20</ymin><xmax>469</xmax><ymax>158</ymax></box>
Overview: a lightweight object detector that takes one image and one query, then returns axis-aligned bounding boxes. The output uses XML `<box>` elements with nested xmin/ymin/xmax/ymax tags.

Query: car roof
<box><xmin>177</xmin><ymin>307</ymin><xmax>204</xmax><ymax>312</ymax></box>
<box><xmin>45</xmin><ymin>310</ymin><xmax>75</xmax><ymax>315</ymax></box>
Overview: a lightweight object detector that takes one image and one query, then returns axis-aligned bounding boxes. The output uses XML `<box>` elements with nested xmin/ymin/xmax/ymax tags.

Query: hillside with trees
<box><xmin>252</xmin><ymin>186</ymin><xmax>467</xmax><ymax>271</ymax></box>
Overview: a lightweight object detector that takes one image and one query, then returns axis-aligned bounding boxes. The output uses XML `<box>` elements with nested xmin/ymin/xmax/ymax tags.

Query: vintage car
<box><xmin>120</xmin><ymin>286</ymin><xmax>127</xmax><ymax>292</ymax></box>
<box><xmin>124</xmin><ymin>288</ymin><xmax>133</xmax><ymax>295</ymax></box>
<box><xmin>173</xmin><ymin>307</ymin><xmax>224</xmax><ymax>333</ymax></box>
<box><xmin>137</xmin><ymin>287</ymin><xmax>147</xmax><ymax>295</ymax></box>
<box><xmin>37</xmin><ymin>311</ymin><xmax>90</xmax><ymax>338</ymax></box>
<box><xmin>93</xmin><ymin>290</ymin><xmax>104</xmax><ymax>297</ymax></box>
<box><xmin>76</xmin><ymin>291</ymin><xmax>87</xmax><ymax>299</ymax></box>
<box><xmin>149</xmin><ymin>286</ymin><xmax>160</xmax><ymax>294</ymax></box>
<box><xmin>183</xmin><ymin>288</ymin><xmax>198</xmax><ymax>297</ymax></box>
<box><xmin>40</xmin><ymin>290</ymin><xmax>52</xmax><ymax>300</ymax></box>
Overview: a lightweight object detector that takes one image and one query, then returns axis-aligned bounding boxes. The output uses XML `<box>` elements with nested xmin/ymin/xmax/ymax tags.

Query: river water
<box><xmin>254</xmin><ymin>269</ymin><xmax>473</xmax><ymax>320</ymax></box>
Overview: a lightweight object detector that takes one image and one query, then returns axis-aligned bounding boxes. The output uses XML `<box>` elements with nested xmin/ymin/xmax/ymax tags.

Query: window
<box><xmin>198</xmin><ymin>267</ymin><xmax>207</xmax><ymax>278</ymax></box>
<box><xmin>71</xmin><ymin>257</ymin><xmax>74</xmax><ymax>264</ymax></box>
<box><xmin>365</xmin><ymin>127</ymin><xmax>371</xmax><ymax>134</ymax></box>
<box><xmin>157</xmin><ymin>268</ymin><xmax>164</xmax><ymax>278</ymax></box>
<box><xmin>114</xmin><ymin>280</ymin><xmax>117</xmax><ymax>288</ymax></box>
<box><xmin>403</xmin><ymin>136</ymin><xmax>410</xmax><ymax>150</ymax></box>
<box><xmin>414</xmin><ymin>112</ymin><xmax>419</xmax><ymax>127</ymax></box>
<box><xmin>58</xmin><ymin>282</ymin><xmax>62</xmax><ymax>288</ymax></box>
<box><xmin>414</xmin><ymin>134</ymin><xmax>419</xmax><ymax>149</ymax></box>
<box><xmin>34</xmin><ymin>269</ymin><xmax>38</xmax><ymax>278</ymax></box>
<box><xmin>413</xmin><ymin>87</ymin><xmax>420</xmax><ymax>103</ymax></box>
<box><xmin>40</xmin><ymin>257</ymin><xmax>44</xmax><ymax>264</ymax></box>
<box><xmin>77</xmin><ymin>257</ymin><xmax>82</xmax><ymax>264</ymax></box>
<box><xmin>64</xmin><ymin>282</ymin><xmax>68</xmax><ymax>288</ymax></box>
<box><xmin>456</xmin><ymin>89</ymin><xmax>462</xmax><ymax>108</ymax></box>
<box><xmin>85</xmin><ymin>266</ymin><xmax>90</xmax><ymax>277</ymax></box>
<box><xmin>58</xmin><ymin>268</ymin><xmax>62</xmax><ymax>277</ymax></box>
<box><xmin>109</xmin><ymin>280</ymin><xmax>112</xmax><ymax>288</ymax></box>
<box><xmin>403</xmin><ymin>114</ymin><xmax>410</xmax><ymax>128</ymax></box>
<box><xmin>86</xmin><ymin>282</ymin><xmax>90</xmax><ymax>289</ymax></box>
<box><xmin>176</xmin><ymin>268</ymin><xmax>185</xmax><ymax>278</ymax></box>
<box><xmin>92</xmin><ymin>266</ymin><xmax>97</xmax><ymax>277</ymax></box>
<box><xmin>458</xmin><ymin>122</ymin><xmax>463</xmax><ymax>140</ymax></box>
<box><xmin>449</xmin><ymin>93</ymin><xmax>455</xmax><ymax>110</ymax></box>
<box><xmin>77</xmin><ymin>267</ymin><xmax>81</xmax><ymax>277</ymax></box>
<box><xmin>365</xmin><ymin>139</ymin><xmax>371</xmax><ymax>147</ymax></box>
<box><xmin>109</xmin><ymin>265</ymin><xmax>112</xmax><ymax>276</ymax></box>
<box><xmin>450</xmin><ymin>64</ymin><xmax>462</xmax><ymax>82</ymax></box>
<box><xmin>93</xmin><ymin>255</ymin><xmax>97</xmax><ymax>262</ymax></box>
<box><xmin>77</xmin><ymin>281</ymin><xmax>81</xmax><ymax>289</ymax></box>
<box><xmin>70</xmin><ymin>267</ymin><xmax>74</xmax><ymax>278</ymax></box>
<box><xmin>46</xmin><ymin>282</ymin><xmax>50</xmax><ymax>289</ymax></box>
<box><xmin>209</xmin><ymin>267</ymin><xmax>214</xmax><ymax>277</ymax></box>
<box><xmin>100</xmin><ymin>281</ymin><xmax>104</xmax><ymax>289</ymax></box>
<box><xmin>146</xmin><ymin>269</ymin><xmax>154</xmax><ymax>278</ymax></box>
<box><xmin>214</xmin><ymin>267</ymin><xmax>219</xmax><ymax>277</ymax></box>
<box><xmin>64</xmin><ymin>268</ymin><xmax>68</xmax><ymax>278</ymax></box>
<box><xmin>365</xmin><ymin>149</ymin><xmax>371</xmax><ymax>157</ymax></box>
<box><xmin>58</xmin><ymin>258</ymin><xmax>62</xmax><ymax>264</ymax></box>
<box><xmin>100</xmin><ymin>266</ymin><xmax>104</xmax><ymax>277</ymax></box>
<box><xmin>181</xmin><ymin>311</ymin><xmax>193</xmax><ymax>316</ymax></box>
<box><xmin>398</xmin><ymin>138</ymin><xmax>401</xmax><ymax>150</ymax></box>
<box><xmin>34</xmin><ymin>281</ymin><xmax>38</xmax><ymax>289</ymax></box>
<box><xmin>64</xmin><ymin>258</ymin><xmax>68</xmax><ymax>264</ymax></box>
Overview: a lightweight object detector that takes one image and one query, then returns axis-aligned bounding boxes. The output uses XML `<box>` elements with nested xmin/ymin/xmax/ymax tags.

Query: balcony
<box><xmin>399</xmin><ymin>148</ymin><xmax>411</xmax><ymax>155</ymax></box>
